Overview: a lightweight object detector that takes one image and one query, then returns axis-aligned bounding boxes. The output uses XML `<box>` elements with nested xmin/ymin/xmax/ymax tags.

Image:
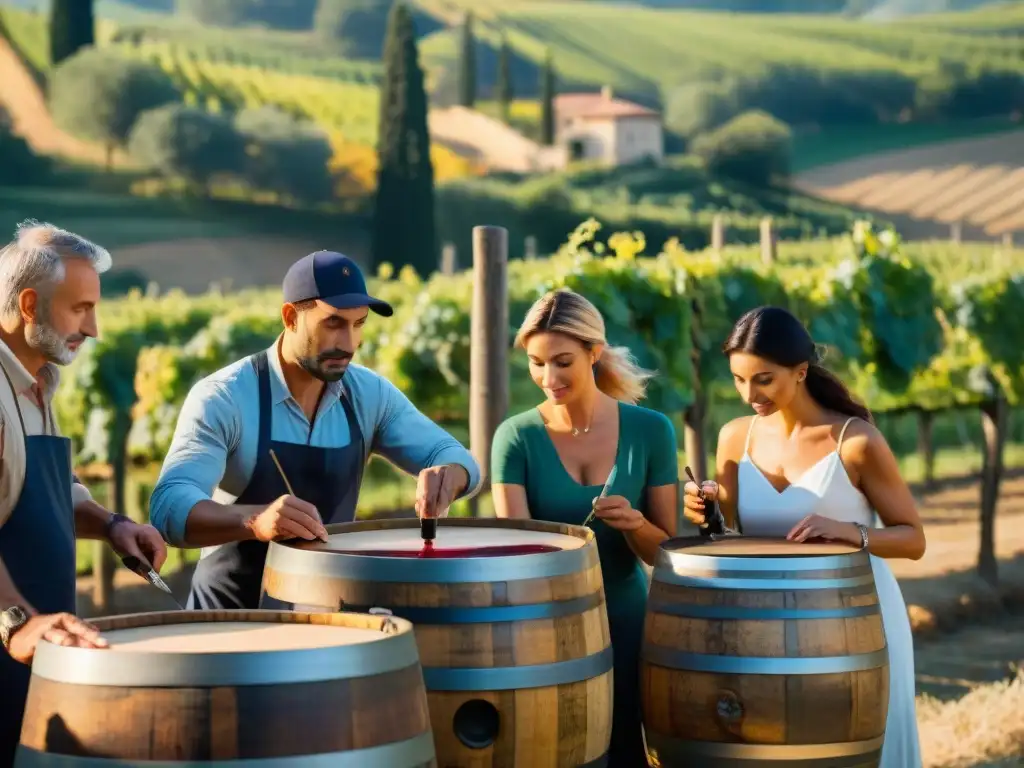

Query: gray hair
<box><xmin>0</xmin><ymin>220</ymin><xmax>112</xmax><ymax>322</ymax></box>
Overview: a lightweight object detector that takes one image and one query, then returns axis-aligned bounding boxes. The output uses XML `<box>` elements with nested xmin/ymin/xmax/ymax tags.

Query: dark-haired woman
<box><xmin>684</xmin><ymin>306</ymin><xmax>925</xmax><ymax>768</ymax></box>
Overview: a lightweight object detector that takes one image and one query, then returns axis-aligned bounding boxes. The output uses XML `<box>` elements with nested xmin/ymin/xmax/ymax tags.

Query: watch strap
<box><xmin>0</xmin><ymin>605</ymin><xmax>29</xmax><ymax>650</ymax></box>
<box><xmin>854</xmin><ymin>523</ymin><xmax>870</xmax><ymax>551</ymax></box>
<box><xmin>105</xmin><ymin>512</ymin><xmax>132</xmax><ymax>540</ymax></box>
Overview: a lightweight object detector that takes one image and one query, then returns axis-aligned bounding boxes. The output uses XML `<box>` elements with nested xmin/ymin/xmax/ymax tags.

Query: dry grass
<box><xmin>919</xmin><ymin>670</ymin><xmax>1024</xmax><ymax>767</ymax></box>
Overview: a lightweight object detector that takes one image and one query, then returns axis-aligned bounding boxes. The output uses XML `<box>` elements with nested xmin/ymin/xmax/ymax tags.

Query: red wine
<box><xmin>324</xmin><ymin>543</ymin><xmax>561</xmax><ymax>559</ymax></box>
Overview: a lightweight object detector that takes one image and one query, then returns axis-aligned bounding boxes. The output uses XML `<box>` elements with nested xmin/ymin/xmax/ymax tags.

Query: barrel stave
<box><xmin>428</xmin><ymin>675</ymin><xmax>612</xmax><ymax>766</ymax></box>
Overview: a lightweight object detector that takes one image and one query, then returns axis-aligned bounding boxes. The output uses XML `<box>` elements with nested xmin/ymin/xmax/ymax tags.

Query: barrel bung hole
<box><xmin>453</xmin><ymin>699</ymin><xmax>500</xmax><ymax>749</ymax></box>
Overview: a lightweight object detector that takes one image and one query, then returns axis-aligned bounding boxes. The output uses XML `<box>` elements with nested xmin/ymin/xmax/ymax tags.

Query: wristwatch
<box><xmin>0</xmin><ymin>605</ymin><xmax>29</xmax><ymax>650</ymax></box>
<box><xmin>105</xmin><ymin>512</ymin><xmax>132</xmax><ymax>541</ymax></box>
<box><xmin>853</xmin><ymin>523</ymin><xmax>870</xmax><ymax>551</ymax></box>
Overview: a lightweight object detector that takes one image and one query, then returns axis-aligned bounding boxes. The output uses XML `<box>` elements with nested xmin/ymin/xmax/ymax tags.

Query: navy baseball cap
<box><xmin>282</xmin><ymin>250</ymin><xmax>393</xmax><ymax>317</ymax></box>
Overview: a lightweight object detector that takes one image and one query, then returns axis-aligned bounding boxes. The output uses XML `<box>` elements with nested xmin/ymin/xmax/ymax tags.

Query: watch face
<box><xmin>1</xmin><ymin>606</ymin><xmax>27</xmax><ymax>627</ymax></box>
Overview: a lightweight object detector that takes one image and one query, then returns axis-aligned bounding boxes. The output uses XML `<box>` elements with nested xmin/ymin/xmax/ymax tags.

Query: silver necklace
<box><xmin>570</xmin><ymin>411</ymin><xmax>594</xmax><ymax>437</ymax></box>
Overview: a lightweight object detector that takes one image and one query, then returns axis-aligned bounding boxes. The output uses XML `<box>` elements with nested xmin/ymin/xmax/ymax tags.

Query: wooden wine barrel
<box><xmin>261</xmin><ymin>518</ymin><xmax>613</xmax><ymax>767</ymax></box>
<box><xmin>16</xmin><ymin>610</ymin><xmax>436</xmax><ymax>766</ymax></box>
<box><xmin>641</xmin><ymin>536</ymin><xmax>889</xmax><ymax>768</ymax></box>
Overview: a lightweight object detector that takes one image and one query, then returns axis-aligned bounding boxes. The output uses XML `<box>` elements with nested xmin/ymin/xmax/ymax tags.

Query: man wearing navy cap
<box><xmin>149</xmin><ymin>251</ymin><xmax>482</xmax><ymax>610</ymax></box>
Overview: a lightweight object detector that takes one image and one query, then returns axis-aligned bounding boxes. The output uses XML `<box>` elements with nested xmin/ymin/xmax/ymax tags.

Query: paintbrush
<box><xmin>121</xmin><ymin>555</ymin><xmax>184</xmax><ymax>610</ymax></box>
<box><xmin>684</xmin><ymin>465</ymin><xmax>727</xmax><ymax>537</ymax></box>
<box><xmin>582</xmin><ymin>464</ymin><xmax>618</xmax><ymax>528</ymax></box>
<box><xmin>270</xmin><ymin>449</ymin><xmax>328</xmax><ymax>543</ymax></box>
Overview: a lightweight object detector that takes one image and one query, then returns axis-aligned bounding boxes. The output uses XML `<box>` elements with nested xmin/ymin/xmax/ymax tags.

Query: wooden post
<box><xmin>93</xmin><ymin>410</ymin><xmax>131</xmax><ymax>612</ymax></box>
<box><xmin>760</xmin><ymin>217</ymin><xmax>776</xmax><ymax>265</ymax></box>
<box><xmin>711</xmin><ymin>215</ymin><xmax>725</xmax><ymax>252</ymax></box>
<box><xmin>917</xmin><ymin>410</ymin><xmax>935</xmax><ymax>490</ymax></box>
<box><xmin>951</xmin><ymin>221</ymin><xmax>962</xmax><ymax>244</ymax></box>
<box><xmin>683</xmin><ymin>297</ymin><xmax>707</xmax><ymax>531</ymax></box>
<box><xmin>524</xmin><ymin>236</ymin><xmax>537</xmax><ymax>261</ymax></box>
<box><xmin>440</xmin><ymin>242</ymin><xmax>457</xmax><ymax>275</ymax></box>
<box><xmin>978</xmin><ymin>396</ymin><xmax>1008</xmax><ymax>587</ymax></box>
<box><xmin>469</xmin><ymin>226</ymin><xmax>510</xmax><ymax>516</ymax></box>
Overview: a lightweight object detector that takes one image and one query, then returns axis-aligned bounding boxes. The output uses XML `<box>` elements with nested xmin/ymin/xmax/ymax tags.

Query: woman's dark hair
<box><xmin>723</xmin><ymin>306</ymin><xmax>873</xmax><ymax>423</ymax></box>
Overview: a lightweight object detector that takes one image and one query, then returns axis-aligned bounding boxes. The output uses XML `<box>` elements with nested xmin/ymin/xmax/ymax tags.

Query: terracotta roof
<box><xmin>554</xmin><ymin>92</ymin><xmax>659</xmax><ymax>121</ymax></box>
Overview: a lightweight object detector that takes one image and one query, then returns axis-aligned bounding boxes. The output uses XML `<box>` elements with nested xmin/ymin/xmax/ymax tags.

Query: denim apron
<box><xmin>0</xmin><ymin>367</ymin><xmax>77</xmax><ymax>766</ymax></box>
<box><xmin>186</xmin><ymin>350</ymin><xmax>365</xmax><ymax>611</ymax></box>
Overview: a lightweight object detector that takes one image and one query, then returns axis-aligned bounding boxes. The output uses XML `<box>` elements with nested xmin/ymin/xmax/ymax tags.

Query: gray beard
<box><xmin>26</xmin><ymin>304</ymin><xmax>78</xmax><ymax>365</ymax></box>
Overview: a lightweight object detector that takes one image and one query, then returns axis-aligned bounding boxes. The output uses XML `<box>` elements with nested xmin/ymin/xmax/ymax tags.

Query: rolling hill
<box><xmin>794</xmin><ymin>130</ymin><xmax>1024</xmax><ymax>238</ymax></box>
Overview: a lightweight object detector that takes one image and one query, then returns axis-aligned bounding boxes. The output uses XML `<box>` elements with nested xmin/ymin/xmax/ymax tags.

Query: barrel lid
<box><xmin>662</xmin><ymin>535</ymin><xmax>859</xmax><ymax>557</ymax></box>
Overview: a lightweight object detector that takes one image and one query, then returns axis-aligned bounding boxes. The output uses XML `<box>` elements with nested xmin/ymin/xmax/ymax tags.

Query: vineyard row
<box><xmin>51</xmin><ymin>220</ymin><xmax>1023</xmax><ymax>472</ymax></box>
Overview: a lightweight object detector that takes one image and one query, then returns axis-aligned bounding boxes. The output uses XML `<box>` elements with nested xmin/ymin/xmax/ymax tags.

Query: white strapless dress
<box><xmin>735</xmin><ymin>417</ymin><xmax>923</xmax><ymax>768</ymax></box>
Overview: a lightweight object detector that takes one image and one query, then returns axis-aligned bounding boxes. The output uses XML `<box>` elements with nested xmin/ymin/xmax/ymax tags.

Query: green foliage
<box><xmin>539</xmin><ymin>49</ymin><xmax>554</xmax><ymax>146</ymax></box>
<box><xmin>313</xmin><ymin>0</ymin><xmax>393</xmax><ymax>58</ymax></box>
<box><xmin>48</xmin><ymin>48</ymin><xmax>181</xmax><ymax>153</ymax></box>
<box><xmin>51</xmin><ymin>219</ymin><xmax>1024</xmax><ymax>469</ymax></box>
<box><xmin>458</xmin><ymin>11</ymin><xmax>476</xmax><ymax>108</ymax></box>
<box><xmin>949</xmin><ymin>272</ymin><xmax>1024</xmax><ymax>403</ymax></box>
<box><xmin>414</xmin><ymin>2</ymin><xmax>1024</xmax><ymax>136</ymax></box>
<box><xmin>690</xmin><ymin>110</ymin><xmax>793</xmax><ymax>187</ymax></box>
<box><xmin>842</xmin><ymin>224</ymin><xmax>944</xmax><ymax>391</ymax></box>
<box><xmin>49</xmin><ymin>0</ymin><xmax>94</xmax><ymax>67</ymax></box>
<box><xmin>373</xmin><ymin>2</ymin><xmax>437</xmax><ymax>276</ymax></box>
<box><xmin>234</xmin><ymin>106</ymin><xmax>335</xmax><ymax>205</ymax></box>
<box><xmin>0</xmin><ymin>116</ymin><xmax>52</xmax><ymax>185</ymax></box>
<box><xmin>176</xmin><ymin>0</ymin><xmax>251</xmax><ymax>27</ymax></box>
<box><xmin>436</xmin><ymin>156</ymin><xmax>864</xmax><ymax>261</ymax></box>
<box><xmin>496</xmin><ymin>32</ymin><xmax>512</xmax><ymax>122</ymax></box>
<box><xmin>128</xmin><ymin>103</ymin><xmax>246</xmax><ymax>185</ymax></box>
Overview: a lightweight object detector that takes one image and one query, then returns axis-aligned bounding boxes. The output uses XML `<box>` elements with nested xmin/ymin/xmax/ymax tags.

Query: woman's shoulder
<box><xmin>833</xmin><ymin>415</ymin><xmax>884</xmax><ymax>456</ymax></box>
<box><xmin>619</xmin><ymin>401</ymin><xmax>674</xmax><ymax>432</ymax></box>
<box><xmin>494</xmin><ymin>408</ymin><xmax>544</xmax><ymax>444</ymax></box>
<box><xmin>718</xmin><ymin>415</ymin><xmax>756</xmax><ymax>443</ymax></box>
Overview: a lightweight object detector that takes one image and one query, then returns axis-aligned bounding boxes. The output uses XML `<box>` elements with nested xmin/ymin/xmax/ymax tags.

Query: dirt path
<box><xmin>0</xmin><ymin>34</ymin><xmax>128</xmax><ymax>165</ymax></box>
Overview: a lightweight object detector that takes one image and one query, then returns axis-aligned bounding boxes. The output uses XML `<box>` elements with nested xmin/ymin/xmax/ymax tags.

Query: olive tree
<box><xmin>49</xmin><ymin>49</ymin><xmax>181</xmax><ymax>169</ymax></box>
<box><xmin>128</xmin><ymin>104</ymin><xmax>246</xmax><ymax>192</ymax></box>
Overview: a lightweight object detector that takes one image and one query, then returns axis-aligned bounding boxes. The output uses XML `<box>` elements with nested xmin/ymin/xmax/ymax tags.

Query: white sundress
<box><xmin>735</xmin><ymin>416</ymin><xmax>923</xmax><ymax>768</ymax></box>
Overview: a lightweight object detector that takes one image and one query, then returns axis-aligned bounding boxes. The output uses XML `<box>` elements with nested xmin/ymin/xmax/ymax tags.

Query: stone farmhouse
<box><xmin>428</xmin><ymin>86</ymin><xmax>665</xmax><ymax>174</ymax></box>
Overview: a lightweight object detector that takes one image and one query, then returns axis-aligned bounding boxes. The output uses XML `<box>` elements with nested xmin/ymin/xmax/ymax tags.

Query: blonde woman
<box><xmin>491</xmin><ymin>289</ymin><xmax>678</xmax><ymax>766</ymax></box>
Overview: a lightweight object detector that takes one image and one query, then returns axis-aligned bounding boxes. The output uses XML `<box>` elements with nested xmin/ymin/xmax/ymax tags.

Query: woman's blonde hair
<box><xmin>514</xmin><ymin>289</ymin><xmax>655</xmax><ymax>404</ymax></box>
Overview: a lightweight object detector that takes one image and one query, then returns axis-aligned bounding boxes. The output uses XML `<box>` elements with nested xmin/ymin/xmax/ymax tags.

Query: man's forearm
<box><xmin>75</xmin><ymin>499</ymin><xmax>117</xmax><ymax>541</ymax></box>
<box><xmin>0</xmin><ymin>555</ymin><xmax>33</xmax><ymax>614</ymax></box>
<box><xmin>182</xmin><ymin>501</ymin><xmax>262</xmax><ymax>548</ymax></box>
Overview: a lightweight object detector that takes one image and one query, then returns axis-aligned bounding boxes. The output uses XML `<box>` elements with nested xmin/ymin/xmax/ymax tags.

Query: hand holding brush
<box><xmin>683</xmin><ymin>466</ymin><xmax>727</xmax><ymax>538</ymax></box>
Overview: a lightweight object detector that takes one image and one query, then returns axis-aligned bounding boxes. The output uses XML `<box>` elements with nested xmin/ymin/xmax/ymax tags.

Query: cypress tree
<box><xmin>457</xmin><ymin>11</ymin><xmax>476</xmax><ymax>108</ymax></box>
<box><xmin>496</xmin><ymin>32</ymin><xmax>512</xmax><ymax>124</ymax></box>
<box><xmin>540</xmin><ymin>49</ymin><xmax>555</xmax><ymax>146</ymax></box>
<box><xmin>49</xmin><ymin>0</ymin><xmax>94</xmax><ymax>68</ymax></box>
<box><xmin>372</xmin><ymin>2</ymin><xmax>436</xmax><ymax>277</ymax></box>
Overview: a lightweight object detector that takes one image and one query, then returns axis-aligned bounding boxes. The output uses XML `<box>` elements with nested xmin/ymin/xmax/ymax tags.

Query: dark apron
<box><xmin>0</xmin><ymin>369</ymin><xmax>77</xmax><ymax>767</ymax></box>
<box><xmin>187</xmin><ymin>350</ymin><xmax>365</xmax><ymax>611</ymax></box>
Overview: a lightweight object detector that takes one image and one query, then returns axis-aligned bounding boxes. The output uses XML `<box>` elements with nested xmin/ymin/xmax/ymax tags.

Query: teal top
<box><xmin>490</xmin><ymin>401</ymin><xmax>678</xmax><ymax>762</ymax></box>
<box><xmin>491</xmin><ymin>401</ymin><xmax>678</xmax><ymax>583</ymax></box>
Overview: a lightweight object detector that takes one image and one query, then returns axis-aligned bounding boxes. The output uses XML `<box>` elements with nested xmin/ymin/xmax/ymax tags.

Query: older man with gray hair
<box><xmin>0</xmin><ymin>220</ymin><xmax>167</xmax><ymax>764</ymax></box>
